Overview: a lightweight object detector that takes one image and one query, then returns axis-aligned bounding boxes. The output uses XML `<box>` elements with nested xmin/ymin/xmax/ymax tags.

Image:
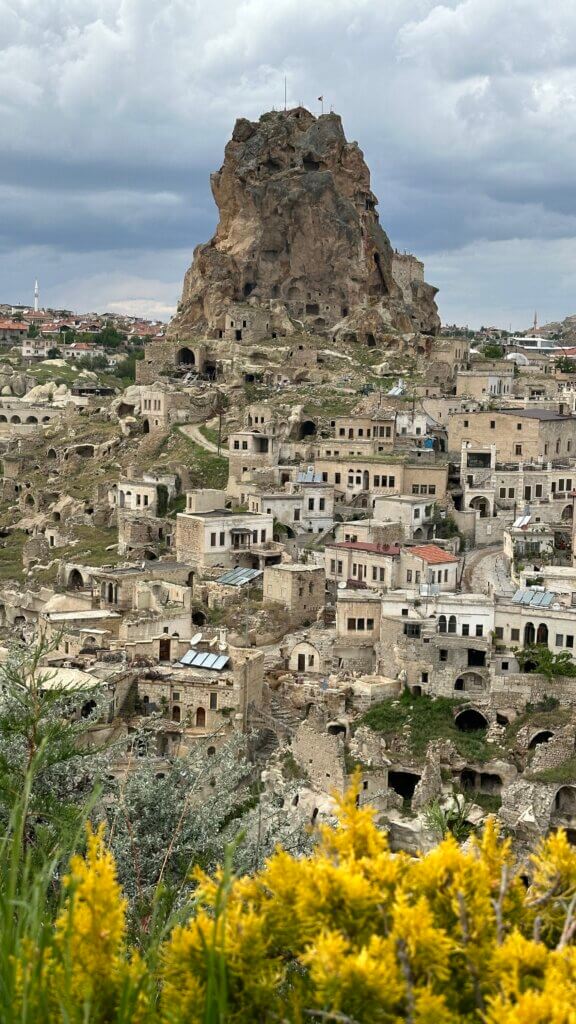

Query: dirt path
<box><xmin>180</xmin><ymin>420</ymin><xmax>228</xmax><ymax>457</ymax></box>
<box><xmin>461</xmin><ymin>544</ymin><xmax>514</xmax><ymax>596</ymax></box>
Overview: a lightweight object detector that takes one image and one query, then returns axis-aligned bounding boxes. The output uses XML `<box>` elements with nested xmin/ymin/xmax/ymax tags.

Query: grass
<box><xmin>361</xmin><ymin>692</ymin><xmax>501</xmax><ymax>763</ymax></box>
<box><xmin>199</xmin><ymin>423</ymin><xmax>223</xmax><ymax>447</ymax></box>
<box><xmin>0</xmin><ymin>530</ymin><xmax>26</xmax><ymax>582</ymax></box>
<box><xmin>528</xmin><ymin>756</ymin><xmax>576</xmax><ymax>785</ymax></box>
<box><xmin>505</xmin><ymin>707</ymin><xmax>571</xmax><ymax>744</ymax></box>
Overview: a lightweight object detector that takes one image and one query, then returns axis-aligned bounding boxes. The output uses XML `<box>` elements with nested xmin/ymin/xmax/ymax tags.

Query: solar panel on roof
<box><xmin>216</xmin><ymin>567</ymin><xmax>263</xmax><ymax>586</ymax></box>
<box><xmin>179</xmin><ymin>649</ymin><xmax>230</xmax><ymax>671</ymax></box>
<box><xmin>511</xmin><ymin>588</ymin><xmax>555</xmax><ymax>607</ymax></box>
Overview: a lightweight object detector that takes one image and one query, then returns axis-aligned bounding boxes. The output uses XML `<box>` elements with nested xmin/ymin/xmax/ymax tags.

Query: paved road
<box><xmin>180</xmin><ymin>420</ymin><xmax>229</xmax><ymax>457</ymax></box>
<box><xmin>462</xmin><ymin>544</ymin><xmax>515</xmax><ymax>596</ymax></box>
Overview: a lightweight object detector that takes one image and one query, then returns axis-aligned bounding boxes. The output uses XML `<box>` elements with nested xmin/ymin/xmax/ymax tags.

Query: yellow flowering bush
<box><xmin>10</xmin><ymin>782</ymin><xmax>576</xmax><ymax>1022</ymax></box>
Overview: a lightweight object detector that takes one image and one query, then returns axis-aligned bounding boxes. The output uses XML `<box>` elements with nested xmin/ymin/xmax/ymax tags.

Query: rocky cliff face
<box><xmin>170</xmin><ymin>107</ymin><xmax>439</xmax><ymax>342</ymax></box>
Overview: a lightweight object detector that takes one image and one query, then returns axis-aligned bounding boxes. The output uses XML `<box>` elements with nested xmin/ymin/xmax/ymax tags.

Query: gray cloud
<box><xmin>2</xmin><ymin>0</ymin><xmax>576</xmax><ymax>325</ymax></box>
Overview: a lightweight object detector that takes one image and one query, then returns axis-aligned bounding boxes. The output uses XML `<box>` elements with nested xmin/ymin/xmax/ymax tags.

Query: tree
<box><xmin>0</xmin><ymin>638</ymin><xmax>112</xmax><ymax>859</ymax></box>
<box><xmin>514</xmin><ymin>643</ymin><xmax>576</xmax><ymax>678</ymax></box>
<box><xmin>9</xmin><ymin>780</ymin><xmax>576</xmax><ymax>1021</ymax></box>
<box><xmin>556</xmin><ymin>356</ymin><xmax>576</xmax><ymax>374</ymax></box>
<box><xmin>47</xmin><ymin>347</ymin><xmax>61</xmax><ymax>359</ymax></box>
<box><xmin>483</xmin><ymin>343</ymin><xmax>504</xmax><ymax>359</ymax></box>
<box><xmin>27</xmin><ymin>324</ymin><xmax>39</xmax><ymax>338</ymax></box>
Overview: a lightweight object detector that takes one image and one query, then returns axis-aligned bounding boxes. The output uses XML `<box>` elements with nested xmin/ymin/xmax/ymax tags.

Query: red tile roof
<box><xmin>0</xmin><ymin>320</ymin><xmax>27</xmax><ymax>331</ymax></box>
<box><xmin>409</xmin><ymin>544</ymin><xmax>459</xmax><ymax>564</ymax></box>
<box><xmin>328</xmin><ymin>542</ymin><xmax>400</xmax><ymax>555</ymax></box>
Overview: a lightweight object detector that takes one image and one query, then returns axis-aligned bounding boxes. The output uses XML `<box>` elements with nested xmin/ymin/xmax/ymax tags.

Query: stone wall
<box><xmin>291</xmin><ymin>721</ymin><xmax>346</xmax><ymax>793</ymax></box>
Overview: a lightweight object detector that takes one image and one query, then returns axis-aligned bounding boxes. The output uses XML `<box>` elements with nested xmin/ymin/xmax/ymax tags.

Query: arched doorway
<box><xmin>438</xmin><ymin>615</ymin><xmax>447</xmax><ymax>633</ymax></box>
<box><xmin>562</xmin><ymin>504</ymin><xmax>573</xmax><ymax>521</ymax></box>
<box><xmin>524</xmin><ymin>622</ymin><xmax>535</xmax><ymax>646</ymax></box>
<box><xmin>528</xmin><ymin>730</ymin><xmax>554</xmax><ymax>749</ymax></box>
<box><xmin>388</xmin><ymin>771</ymin><xmax>421</xmax><ymax>803</ymax></box>
<box><xmin>67</xmin><ymin>568</ymin><xmax>84</xmax><ymax>591</ymax></box>
<box><xmin>196</xmin><ymin>707</ymin><xmax>206</xmax><ymax>728</ymax></box>
<box><xmin>454</xmin><ymin>672</ymin><xmax>486</xmax><ymax>693</ymax></box>
<box><xmin>454</xmin><ymin>708</ymin><xmax>488</xmax><ymax>732</ymax></box>
<box><xmin>172</xmin><ymin>705</ymin><xmax>181</xmax><ymax>723</ymax></box>
<box><xmin>177</xmin><ymin>347</ymin><xmax>195</xmax><ymax>366</ymax></box>
<box><xmin>298</xmin><ymin>420</ymin><xmax>317</xmax><ymax>439</ymax></box>
<box><xmin>536</xmin><ymin>623</ymin><xmax>549</xmax><ymax>645</ymax></box>
<box><xmin>448</xmin><ymin>615</ymin><xmax>457</xmax><ymax>634</ymax></box>
<box><xmin>469</xmin><ymin>495</ymin><xmax>490</xmax><ymax>518</ymax></box>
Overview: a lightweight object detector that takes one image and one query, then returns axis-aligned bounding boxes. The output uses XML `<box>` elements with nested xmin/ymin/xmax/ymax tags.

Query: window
<box><xmin>372</xmin><ymin>566</ymin><xmax>377</xmax><ymax>581</ymax></box>
<box><xmin>415</xmin><ymin>571</ymin><xmax>421</xmax><ymax>583</ymax></box>
<box><xmin>490</xmin><ymin>420</ymin><xmax>496</xmax><ymax>429</ymax></box>
<box><xmin>374</xmin><ymin>475</ymin><xmax>380</xmax><ymax>486</ymax></box>
<box><xmin>294</xmin><ymin>509</ymin><xmax>301</xmax><ymax>521</ymax></box>
<box><xmin>403</xmin><ymin>623</ymin><xmax>421</xmax><ymax>638</ymax></box>
<box><xmin>462</xmin><ymin>623</ymin><xmax>470</xmax><ymax>636</ymax></box>
<box><xmin>347</xmin><ymin>618</ymin><xmax>356</xmax><ymax>631</ymax></box>
<box><xmin>334</xmin><ymin>473</ymin><xmax>341</xmax><ymax>484</ymax></box>
<box><xmin>568</xmin><ymin>635</ymin><xmax>574</xmax><ymax>649</ymax></box>
<box><xmin>535</xmin><ymin>484</ymin><xmax>543</xmax><ymax>497</ymax></box>
<box><xmin>444</xmin><ymin>569</ymin><xmax>448</xmax><ymax>582</ymax></box>
<box><xmin>502</xmin><ymin>661</ymin><xmax>509</xmax><ymax>671</ymax></box>
<box><xmin>464</xmin><ymin>420</ymin><xmax>469</xmax><ymax>427</ymax></box>
<box><xmin>319</xmin><ymin>498</ymin><xmax>325</xmax><ymax>511</ymax></box>
<box><xmin>517</xmin><ymin>423</ymin><xmax>522</xmax><ymax>430</ymax></box>
<box><xmin>260</xmin><ymin>530</ymin><xmax>266</xmax><ymax>542</ymax></box>
<box><xmin>499</xmin><ymin>487</ymin><xmax>506</xmax><ymax>498</ymax></box>
<box><xmin>412</xmin><ymin>485</ymin><xmax>419</xmax><ymax>494</ymax></box>
<box><xmin>476</xmin><ymin>624</ymin><xmax>484</xmax><ymax>637</ymax></box>
<box><xmin>495</xmin><ymin>626</ymin><xmax>504</xmax><ymax>639</ymax></box>
<box><xmin>219</xmin><ymin>531</ymin><xmax>225</xmax><ymax>546</ymax></box>
<box><xmin>508</xmin><ymin>488</ymin><xmax>515</xmax><ymax>498</ymax></box>
<box><xmin>401</xmin><ymin>608</ymin><xmax>408</xmax><ymax>617</ymax></box>
<box><xmin>322</xmin><ymin>472</ymin><xmax>328</xmax><ymax>482</ymax></box>
<box><xmin>515</xmin><ymin>444</ymin><xmax>522</xmax><ymax>456</ymax></box>
<box><xmin>357</xmin><ymin>619</ymin><xmax>365</xmax><ymax>631</ymax></box>
<box><xmin>210</xmin><ymin>693</ymin><xmax>218</xmax><ymax>709</ymax></box>
<box><xmin>252</xmin><ymin>530</ymin><xmax>257</xmax><ymax>543</ymax></box>
<box><xmin>308</xmin><ymin>654</ymin><xmax>315</xmax><ymax>666</ymax></box>
<box><xmin>308</xmin><ymin>498</ymin><xmax>314</xmax><ymax>510</ymax></box>
<box><xmin>556</xmin><ymin>634</ymin><xmax>564</xmax><ymax>647</ymax></box>
<box><xmin>337</xmin><ymin>561</ymin><xmax>343</xmax><ymax>574</ymax></box>
<box><xmin>367</xmin><ymin>618</ymin><xmax>374</xmax><ymax>630</ymax></box>
<box><xmin>330</xmin><ymin>559</ymin><xmax>336</xmax><ymax>573</ymax></box>
<box><xmin>414</xmin><ymin>509</ymin><xmax>420</xmax><ymax>519</ymax></box>
<box><xmin>438</xmin><ymin>615</ymin><xmax>447</xmax><ymax>633</ymax></box>
<box><xmin>421</xmin><ymin>671</ymin><xmax>429</xmax><ymax>683</ymax></box>
<box><xmin>210</xmin><ymin>532</ymin><xmax>217</xmax><ymax>547</ymax></box>
<box><xmin>389</xmin><ymin>476</ymin><xmax>395</xmax><ymax>487</ymax></box>
<box><xmin>429</xmin><ymin>485</ymin><xmax>436</xmax><ymax>495</ymax></box>
<box><xmin>439</xmin><ymin>649</ymin><xmax>448</xmax><ymax>661</ymax></box>
<box><xmin>406</xmin><ymin>570</ymin><xmax>413</xmax><ymax>582</ymax></box>
<box><xmin>511</xmin><ymin>628</ymin><xmax>520</xmax><ymax>641</ymax></box>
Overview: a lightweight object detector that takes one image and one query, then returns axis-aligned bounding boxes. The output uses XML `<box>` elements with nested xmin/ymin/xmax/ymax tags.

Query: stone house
<box><xmin>334</xmin><ymin>590</ymin><xmax>381</xmax><ymax>672</ymax></box>
<box><xmin>455</xmin><ymin>362</ymin><xmax>515</xmax><ymax>400</ymax></box>
<box><xmin>372</xmin><ymin>494</ymin><xmax>436</xmax><ymax>541</ymax></box>
<box><xmin>135</xmin><ymin>644</ymin><xmax>264</xmax><ymax>754</ymax></box>
<box><xmin>176</xmin><ymin>506</ymin><xmax>276</xmax><ymax>569</ymax></box>
<box><xmin>109</xmin><ymin>478</ymin><xmax>160</xmax><ymax>516</ymax></box>
<box><xmin>378</xmin><ymin>591</ymin><xmax>494</xmax><ymax>697</ymax></box>
<box><xmin>399</xmin><ymin>544</ymin><xmax>459</xmax><ymax>591</ymax></box>
<box><xmin>263</xmin><ymin>564</ymin><xmax>325</xmax><ymax>627</ymax></box>
<box><xmin>448</xmin><ymin>409</ymin><xmax>576</xmax><ymax>462</ymax></box>
<box><xmin>325</xmin><ymin>541</ymin><xmax>400</xmax><ymax>590</ymax></box>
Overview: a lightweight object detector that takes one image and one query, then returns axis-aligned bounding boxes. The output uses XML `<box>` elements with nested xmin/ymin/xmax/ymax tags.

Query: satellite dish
<box><xmin>190</xmin><ymin>632</ymin><xmax>202</xmax><ymax>646</ymax></box>
<box><xmin>338</xmin><ymin>581</ymin><xmax>347</xmax><ymax>589</ymax></box>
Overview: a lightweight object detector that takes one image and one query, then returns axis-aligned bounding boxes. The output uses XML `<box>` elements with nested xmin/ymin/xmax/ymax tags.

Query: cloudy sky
<box><xmin>2</xmin><ymin>0</ymin><xmax>576</xmax><ymax>328</ymax></box>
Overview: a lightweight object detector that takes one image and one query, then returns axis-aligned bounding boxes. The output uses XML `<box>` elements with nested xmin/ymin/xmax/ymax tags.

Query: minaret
<box><xmin>34</xmin><ymin>280</ymin><xmax>39</xmax><ymax>313</ymax></box>
<box><xmin>533</xmin><ymin>310</ymin><xmax>538</xmax><ymax>335</ymax></box>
